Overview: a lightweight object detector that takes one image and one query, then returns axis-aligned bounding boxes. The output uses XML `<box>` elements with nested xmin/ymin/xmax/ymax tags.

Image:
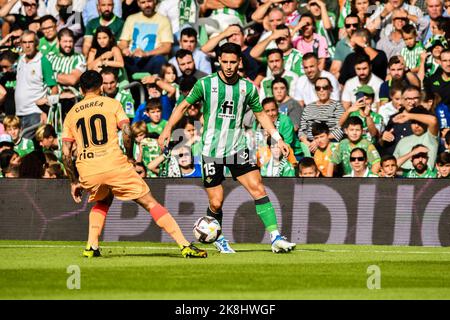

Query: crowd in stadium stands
<box><xmin>1</xmin><ymin>0</ymin><xmax>450</xmax><ymax>179</ymax></box>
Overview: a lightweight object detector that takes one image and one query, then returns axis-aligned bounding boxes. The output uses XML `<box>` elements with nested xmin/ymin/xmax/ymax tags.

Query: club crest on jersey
<box><xmin>219</xmin><ymin>100</ymin><xmax>235</xmax><ymax>119</ymax></box>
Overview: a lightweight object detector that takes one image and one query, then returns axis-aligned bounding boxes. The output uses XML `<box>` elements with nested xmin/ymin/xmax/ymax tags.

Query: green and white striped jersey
<box><xmin>47</xmin><ymin>51</ymin><xmax>86</xmax><ymax>95</ymax></box>
<box><xmin>266</xmin><ymin>49</ymin><xmax>304</xmax><ymax>78</ymax></box>
<box><xmin>114</xmin><ymin>89</ymin><xmax>135</xmax><ymax>118</ymax></box>
<box><xmin>315</xmin><ymin>12</ymin><xmax>336</xmax><ymax>58</ymax></box>
<box><xmin>185</xmin><ymin>73</ymin><xmax>262</xmax><ymax>158</ymax></box>
<box><xmin>211</xmin><ymin>0</ymin><xmax>249</xmax><ymax>25</ymax></box>
<box><xmin>400</xmin><ymin>42</ymin><xmax>424</xmax><ymax>70</ymax></box>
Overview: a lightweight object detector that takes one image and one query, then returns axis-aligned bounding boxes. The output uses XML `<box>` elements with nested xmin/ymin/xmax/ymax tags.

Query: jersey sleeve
<box><xmin>41</xmin><ymin>56</ymin><xmax>57</xmax><ymax>87</ymax></box>
<box><xmin>115</xmin><ymin>101</ymin><xmax>130</xmax><ymax>129</ymax></box>
<box><xmin>185</xmin><ymin>80</ymin><xmax>204</xmax><ymax>105</ymax></box>
<box><xmin>247</xmin><ymin>84</ymin><xmax>263</xmax><ymax>113</ymax></box>
<box><xmin>367</xmin><ymin>143</ymin><xmax>381</xmax><ymax>164</ymax></box>
<box><xmin>62</xmin><ymin>117</ymin><xmax>75</xmax><ymax>142</ymax></box>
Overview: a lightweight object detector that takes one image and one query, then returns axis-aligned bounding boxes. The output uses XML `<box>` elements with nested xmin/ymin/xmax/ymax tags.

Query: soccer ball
<box><xmin>193</xmin><ymin>216</ymin><xmax>222</xmax><ymax>244</ymax></box>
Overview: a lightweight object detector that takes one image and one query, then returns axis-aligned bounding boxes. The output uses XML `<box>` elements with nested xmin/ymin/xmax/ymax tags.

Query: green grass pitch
<box><xmin>1</xmin><ymin>240</ymin><xmax>449</xmax><ymax>300</ymax></box>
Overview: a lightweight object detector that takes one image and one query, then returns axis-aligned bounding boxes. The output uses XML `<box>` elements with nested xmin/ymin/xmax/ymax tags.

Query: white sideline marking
<box><xmin>0</xmin><ymin>244</ymin><xmax>449</xmax><ymax>255</ymax></box>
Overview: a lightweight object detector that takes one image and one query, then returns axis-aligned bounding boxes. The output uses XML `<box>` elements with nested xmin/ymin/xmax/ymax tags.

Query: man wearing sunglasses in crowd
<box><xmin>330</xmin><ymin>14</ymin><xmax>360</xmax><ymax>80</ymax></box>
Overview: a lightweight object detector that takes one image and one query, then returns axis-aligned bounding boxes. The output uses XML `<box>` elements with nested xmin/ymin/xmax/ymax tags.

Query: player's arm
<box><xmin>62</xmin><ymin>140</ymin><xmax>83</xmax><ymax>203</ymax></box>
<box><xmin>121</xmin><ymin>122</ymin><xmax>134</xmax><ymax>160</ymax></box>
<box><xmin>254</xmin><ymin>110</ymin><xmax>290</xmax><ymax>157</ymax></box>
<box><xmin>158</xmin><ymin>99</ymin><xmax>191</xmax><ymax>149</ymax></box>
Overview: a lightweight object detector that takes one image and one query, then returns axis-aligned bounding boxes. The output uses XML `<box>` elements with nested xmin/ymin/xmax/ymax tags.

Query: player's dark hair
<box><xmin>0</xmin><ymin>149</ymin><xmax>16</xmax><ymax>173</ymax></box>
<box><xmin>146</xmin><ymin>97</ymin><xmax>162</xmax><ymax>111</ymax></box>
<box><xmin>311</xmin><ymin>122</ymin><xmax>330</xmax><ymax>136</ymax></box>
<box><xmin>381</xmin><ymin>154</ymin><xmax>397</xmax><ymax>166</ymax></box>
<box><xmin>271</xmin><ymin>76</ymin><xmax>289</xmax><ymax>91</ymax></box>
<box><xmin>344</xmin><ymin>116</ymin><xmax>363</xmax><ymax>129</ymax></box>
<box><xmin>180</xmin><ymin>27</ymin><xmax>197</xmax><ymax>39</ymax></box>
<box><xmin>176</xmin><ymin>48</ymin><xmax>193</xmax><ymax>60</ymax></box>
<box><xmin>219</xmin><ymin>42</ymin><xmax>242</xmax><ymax>58</ymax></box>
<box><xmin>80</xmin><ymin>70</ymin><xmax>103</xmax><ymax>92</ymax></box>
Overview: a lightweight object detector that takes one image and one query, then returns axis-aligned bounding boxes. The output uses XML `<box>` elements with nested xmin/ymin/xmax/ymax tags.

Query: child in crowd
<box><xmin>379</xmin><ymin>155</ymin><xmax>399</xmax><ymax>178</ymax></box>
<box><xmin>400</xmin><ymin>24</ymin><xmax>424</xmax><ymax>73</ymax></box>
<box><xmin>436</xmin><ymin>151</ymin><xmax>450</xmax><ymax>178</ymax></box>
<box><xmin>329</xmin><ymin>117</ymin><xmax>381</xmax><ymax>176</ymax></box>
<box><xmin>311</xmin><ymin>122</ymin><xmax>337</xmax><ymax>177</ymax></box>
<box><xmin>260</xmin><ymin>136</ymin><xmax>296</xmax><ymax>177</ymax></box>
<box><xmin>2</xmin><ymin>115</ymin><xmax>34</xmax><ymax>157</ymax></box>
<box><xmin>145</xmin><ymin>98</ymin><xmax>167</xmax><ymax>135</ymax></box>
<box><xmin>35</xmin><ymin>124</ymin><xmax>61</xmax><ymax>160</ymax></box>
<box><xmin>298</xmin><ymin>157</ymin><xmax>321</xmax><ymax>177</ymax></box>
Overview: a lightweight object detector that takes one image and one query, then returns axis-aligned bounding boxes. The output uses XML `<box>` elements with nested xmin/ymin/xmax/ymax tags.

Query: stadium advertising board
<box><xmin>0</xmin><ymin>178</ymin><xmax>449</xmax><ymax>246</ymax></box>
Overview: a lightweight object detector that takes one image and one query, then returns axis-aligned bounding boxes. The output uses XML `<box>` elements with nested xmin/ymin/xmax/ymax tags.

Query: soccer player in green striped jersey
<box><xmin>159</xmin><ymin>43</ymin><xmax>296</xmax><ymax>254</ymax></box>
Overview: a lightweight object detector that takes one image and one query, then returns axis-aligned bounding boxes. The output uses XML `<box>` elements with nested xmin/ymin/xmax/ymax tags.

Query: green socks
<box><xmin>255</xmin><ymin>196</ymin><xmax>278</xmax><ymax>232</ymax></box>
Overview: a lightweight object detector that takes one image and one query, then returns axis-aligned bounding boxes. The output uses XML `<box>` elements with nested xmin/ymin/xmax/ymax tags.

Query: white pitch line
<box><xmin>0</xmin><ymin>244</ymin><xmax>450</xmax><ymax>255</ymax></box>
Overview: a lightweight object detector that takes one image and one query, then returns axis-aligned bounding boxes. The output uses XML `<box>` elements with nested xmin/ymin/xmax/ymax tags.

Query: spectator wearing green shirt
<box><xmin>330</xmin><ymin>13</ymin><xmax>359</xmax><ymax>80</ymax></box>
<box><xmin>339</xmin><ymin>85</ymin><xmax>384</xmax><ymax>143</ymax></box>
<box><xmin>258</xmin><ymin>97</ymin><xmax>310</xmax><ymax>161</ymax></box>
<box><xmin>328</xmin><ymin>116</ymin><xmax>381</xmax><ymax>176</ymax></box>
<box><xmin>38</xmin><ymin>15</ymin><xmax>59</xmax><ymax>56</ymax></box>
<box><xmin>2</xmin><ymin>115</ymin><xmax>34</xmax><ymax>157</ymax></box>
<box><xmin>82</xmin><ymin>0</ymin><xmax>125</xmax><ymax>57</ymax></box>
<box><xmin>271</xmin><ymin>76</ymin><xmax>303</xmax><ymax>132</ymax></box>
<box><xmin>250</xmin><ymin>24</ymin><xmax>304</xmax><ymax>77</ymax></box>
<box><xmin>130</xmin><ymin>120</ymin><xmax>161</xmax><ymax>177</ymax></box>
<box><xmin>393</xmin><ymin>105</ymin><xmax>439</xmax><ymax>170</ymax></box>
<box><xmin>101</xmin><ymin>67</ymin><xmax>135</xmax><ymax>118</ymax></box>
<box><xmin>401</xmin><ymin>144</ymin><xmax>438</xmax><ymax>178</ymax></box>
<box><xmin>145</xmin><ymin>98</ymin><xmax>167</xmax><ymax>135</ymax></box>
<box><xmin>260</xmin><ymin>136</ymin><xmax>296</xmax><ymax>177</ymax></box>
<box><xmin>343</xmin><ymin>147</ymin><xmax>379</xmax><ymax>177</ymax></box>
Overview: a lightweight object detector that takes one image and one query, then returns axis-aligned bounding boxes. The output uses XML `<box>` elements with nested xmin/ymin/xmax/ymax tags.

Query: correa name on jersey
<box><xmin>75</xmin><ymin>100</ymin><xmax>104</xmax><ymax>113</ymax></box>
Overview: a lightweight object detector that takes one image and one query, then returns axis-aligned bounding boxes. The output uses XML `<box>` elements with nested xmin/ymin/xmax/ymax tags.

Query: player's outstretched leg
<box><xmin>206</xmin><ymin>186</ymin><xmax>235</xmax><ymax>254</ymax></box>
<box><xmin>83</xmin><ymin>193</ymin><xmax>113</xmax><ymax>258</ymax></box>
<box><xmin>135</xmin><ymin>192</ymin><xmax>207</xmax><ymax>258</ymax></box>
<box><xmin>238</xmin><ymin>171</ymin><xmax>296</xmax><ymax>253</ymax></box>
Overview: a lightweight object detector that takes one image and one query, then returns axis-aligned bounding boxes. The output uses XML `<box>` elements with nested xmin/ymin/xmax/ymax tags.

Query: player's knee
<box><xmin>249</xmin><ymin>182</ymin><xmax>266</xmax><ymax>199</ymax></box>
<box><xmin>209</xmin><ymin>198</ymin><xmax>223</xmax><ymax>212</ymax></box>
